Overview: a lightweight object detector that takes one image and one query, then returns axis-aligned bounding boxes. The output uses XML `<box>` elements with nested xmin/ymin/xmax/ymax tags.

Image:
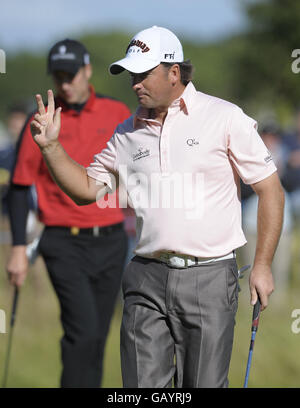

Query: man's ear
<box><xmin>169</xmin><ymin>64</ymin><xmax>180</xmax><ymax>86</ymax></box>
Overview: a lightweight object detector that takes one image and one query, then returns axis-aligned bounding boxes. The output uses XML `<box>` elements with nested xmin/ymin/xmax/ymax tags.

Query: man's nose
<box><xmin>132</xmin><ymin>80</ymin><xmax>142</xmax><ymax>91</ymax></box>
<box><xmin>61</xmin><ymin>81</ymin><xmax>71</xmax><ymax>91</ymax></box>
<box><xmin>131</xmin><ymin>73</ymin><xmax>144</xmax><ymax>88</ymax></box>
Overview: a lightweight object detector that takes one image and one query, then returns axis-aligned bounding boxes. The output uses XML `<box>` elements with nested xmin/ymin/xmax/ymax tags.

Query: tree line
<box><xmin>1</xmin><ymin>0</ymin><xmax>300</xmax><ymax>128</ymax></box>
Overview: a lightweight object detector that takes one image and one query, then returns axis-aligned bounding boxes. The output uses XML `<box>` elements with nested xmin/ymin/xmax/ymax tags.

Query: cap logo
<box><xmin>164</xmin><ymin>52</ymin><xmax>175</xmax><ymax>60</ymax></box>
<box><xmin>59</xmin><ymin>45</ymin><xmax>67</xmax><ymax>54</ymax></box>
<box><xmin>51</xmin><ymin>52</ymin><xmax>76</xmax><ymax>61</ymax></box>
<box><xmin>126</xmin><ymin>39</ymin><xmax>150</xmax><ymax>54</ymax></box>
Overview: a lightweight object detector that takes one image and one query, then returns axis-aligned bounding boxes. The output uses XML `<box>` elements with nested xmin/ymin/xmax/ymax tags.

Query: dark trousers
<box><xmin>39</xmin><ymin>224</ymin><xmax>128</xmax><ymax>388</ymax></box>
<box><xmin>121</xmin><ymin>256</ymin><xmax>239</xmax><ymax>388</ymax></box>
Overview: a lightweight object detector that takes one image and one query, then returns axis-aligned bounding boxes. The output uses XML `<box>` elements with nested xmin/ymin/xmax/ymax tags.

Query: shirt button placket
<box><xmin>160</xmin><ymin>116</ymin><xmax>173</xmax><ymax>175</ymax></box>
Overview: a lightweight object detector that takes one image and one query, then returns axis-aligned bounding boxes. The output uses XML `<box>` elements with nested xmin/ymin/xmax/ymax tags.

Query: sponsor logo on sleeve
<box><xmin>264</xmin><ymin>150</ymin><xmax>273</xmax><ymax>163</ymax></box>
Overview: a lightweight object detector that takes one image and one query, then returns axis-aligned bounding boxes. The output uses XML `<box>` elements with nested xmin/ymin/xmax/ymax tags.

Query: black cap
<box><xmin>47</xmin><ymin>39</ymin><xmax>90</xmax><ymax>75</ymax></box>
<box><xmin>260</xmin><ymin>122</ymin><xmax>280</xmax><ymax>136</ymax></box>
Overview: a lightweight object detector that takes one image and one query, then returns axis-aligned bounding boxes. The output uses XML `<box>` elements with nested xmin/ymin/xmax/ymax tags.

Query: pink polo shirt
<box><xmin>87</xmin><ymin>82</ymin><xmax>277</xmax><ymax>258</ymax></box>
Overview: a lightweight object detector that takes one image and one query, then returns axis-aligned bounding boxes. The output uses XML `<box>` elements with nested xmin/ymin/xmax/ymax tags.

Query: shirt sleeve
<box><xmin>11</xmin><ymin>113</ymin><xmax>43</xmax><ymax>185</ymax></box>
<box><xmin>7</xmin><ymin>184</ymin><xmax>30</xmax><ymax>245</ymax></box>
<box><xmin>119</xmin><ymin>104</ymin><xmax>132</xmax><ymax>123</ymax></box>
<box><xmin>227</xmin><ymin>106</ymin><xmax>277</xmax><ymax>185</ymax></box>
<box><xmin>86</xmin><ymin>132</ymin><xmax>118</xmax><ymax>191</ymax></box>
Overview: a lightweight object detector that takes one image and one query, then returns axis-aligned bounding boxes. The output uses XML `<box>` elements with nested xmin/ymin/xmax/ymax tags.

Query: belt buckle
<box><xmin>93</xmin><ymin>226</ymin><xmax>99</xmax><ymax>237</ymax></box>
<box><xmin>169</xmin><ymin>255</ymin><xmax>186</xmax><ymax>269</ymax></box>
<box><xmin>71</xmin><ymin>226</ymin><xmax>80</xmax><ymax>236</ymax></box>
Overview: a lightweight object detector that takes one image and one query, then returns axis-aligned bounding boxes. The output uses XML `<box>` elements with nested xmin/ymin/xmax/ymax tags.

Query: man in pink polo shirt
<box><xmin>29</xmin><ymin>26</ymin><xmax>284</xmax><ymax>388</ymax></box>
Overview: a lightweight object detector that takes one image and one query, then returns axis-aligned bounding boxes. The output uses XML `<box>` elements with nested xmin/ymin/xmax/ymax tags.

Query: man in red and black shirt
<box><xmin>6</xmin><ymin>39</ymin><xmax>131</xmax><ymax>387</ymax></box>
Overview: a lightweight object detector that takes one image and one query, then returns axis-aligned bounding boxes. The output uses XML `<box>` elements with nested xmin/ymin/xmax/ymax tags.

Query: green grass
<box><xmin>1</xmin><ymin>237</ymin><xmax>300</xmax><ymax>388</ymax></box>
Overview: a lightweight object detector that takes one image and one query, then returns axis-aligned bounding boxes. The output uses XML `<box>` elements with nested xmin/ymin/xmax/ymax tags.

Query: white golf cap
<box><xmin>109</xmin><ymin>26</ymin><xmax>184</xmax><ymax>75</ymax></box>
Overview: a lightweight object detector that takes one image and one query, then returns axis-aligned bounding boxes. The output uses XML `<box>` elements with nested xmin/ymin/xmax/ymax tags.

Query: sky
<box><xmin>0</xmin><ymin>0</ymin><xmax>247</xmax><ymax>53</ymax></box>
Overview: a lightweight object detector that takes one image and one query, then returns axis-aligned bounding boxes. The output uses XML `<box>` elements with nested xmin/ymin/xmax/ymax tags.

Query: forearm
<box><xmin>254</xmin><ymin>185</ymin><xmax>285</xmax><ymax>267</ymax></box>
<box><xmin>41</xmin><ymin>141</ymin><xmax>100</xmax><ymax>205</ymax></box>
<box><xmin>7</xmin><ymin>184</ymin><xmax>29</xmax><ymax>245</ymax></box>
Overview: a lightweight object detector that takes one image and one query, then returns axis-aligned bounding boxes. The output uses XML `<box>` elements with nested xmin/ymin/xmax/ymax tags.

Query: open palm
<box><xmin>30</xmin><ymin>90</ymin><xmax>61</xmax><ymax>149</ymax></box>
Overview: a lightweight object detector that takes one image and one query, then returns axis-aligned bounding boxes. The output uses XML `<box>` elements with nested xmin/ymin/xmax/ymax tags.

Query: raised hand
<box><xmin>30</xmin><ymin>89</ymin><xmax>62</xmax><ymax>149</ymax></box>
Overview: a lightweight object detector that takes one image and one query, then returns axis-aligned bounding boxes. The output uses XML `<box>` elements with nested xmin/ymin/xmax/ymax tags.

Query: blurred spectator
<box><xmin>0</xmin><ymin>122</ymin><xmax>11</xmax><ymax>185</ymax></box>
<box><xmin>281</xmin><ymin>109</ymin><xmax>300</xmax><ymax>221</ymax></box>
<box><xmin>240</xmin><ymin>123</ymin><xmax>293</xmax><ymax>292</ymax></box>
<box><xmin>0</xmin><ymin>101</ymin><xmax>29</xmax><ymax>171</ymax></box>
<box><xmin>0</xmin><ymin>101</ymin><xmax>38</xmax><ymax>242</ymax></box>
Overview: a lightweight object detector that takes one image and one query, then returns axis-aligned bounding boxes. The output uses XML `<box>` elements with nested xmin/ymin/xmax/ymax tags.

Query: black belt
<box><xmin>45</xmin><ymin>222</ymin><xmax>123</xmax><ymax>237</ymax></box>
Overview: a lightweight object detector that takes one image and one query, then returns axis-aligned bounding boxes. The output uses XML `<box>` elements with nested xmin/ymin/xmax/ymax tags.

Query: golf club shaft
<box><xmin>2</xmin><ymin>287</ymin><xmax>19</xmax><ymax>388</ymax></box>
<box><xmin>243</xmin><ymin>298</ymin><xmax>261</xmax><ymax>388</ymax></box>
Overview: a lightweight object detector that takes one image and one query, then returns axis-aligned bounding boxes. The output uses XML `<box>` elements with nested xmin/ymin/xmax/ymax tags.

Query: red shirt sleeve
<box><xmin>12</xmin><ymin>114</ymin><xmax>43</xmax><ymax>185</ymax></box>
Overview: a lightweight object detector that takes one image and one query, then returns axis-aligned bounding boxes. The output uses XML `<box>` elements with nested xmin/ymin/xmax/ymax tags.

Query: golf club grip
<box><xmin>10</xmin><ymin>287</ymin><xmax>19</xmax><ymax>327</ymax></box>
<box><xmin>252</xmin><ymin>298</ymin><xmax>261</xmax><ymax>332</ymax></box>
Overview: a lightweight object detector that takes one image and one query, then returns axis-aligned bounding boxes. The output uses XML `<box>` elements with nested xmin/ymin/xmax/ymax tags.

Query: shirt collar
<box><xmin>133</xmin><ymin>81</ymin><xmax>198</xmax><ymax>128</ymax></box>
<box><xmin>173</xmin><ymin>81</ymin><xmax>198</xmax><ymax>114</ymax></box>
<box><xmin>133</xmin><ymin>107</ymin><xmax>160</xmax><ymax>128</ymax></box>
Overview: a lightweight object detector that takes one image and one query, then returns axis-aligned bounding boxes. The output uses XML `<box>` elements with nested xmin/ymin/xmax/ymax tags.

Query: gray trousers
<box><xmin>121</xmin><ymin>256</ymin><xmax>239</xmax><ymax>388</ymax></box>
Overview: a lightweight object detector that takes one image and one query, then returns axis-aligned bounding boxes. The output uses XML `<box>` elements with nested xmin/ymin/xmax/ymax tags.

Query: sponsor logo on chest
<box><xmin>133</xmin><ymin>147</ymin><xmax>150</xmax><ymax>161</ymax></box>
<box><xmin>186</xmin><ymin>138</ymin><xmax>199</xmax><ymax>147</ymax></box>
